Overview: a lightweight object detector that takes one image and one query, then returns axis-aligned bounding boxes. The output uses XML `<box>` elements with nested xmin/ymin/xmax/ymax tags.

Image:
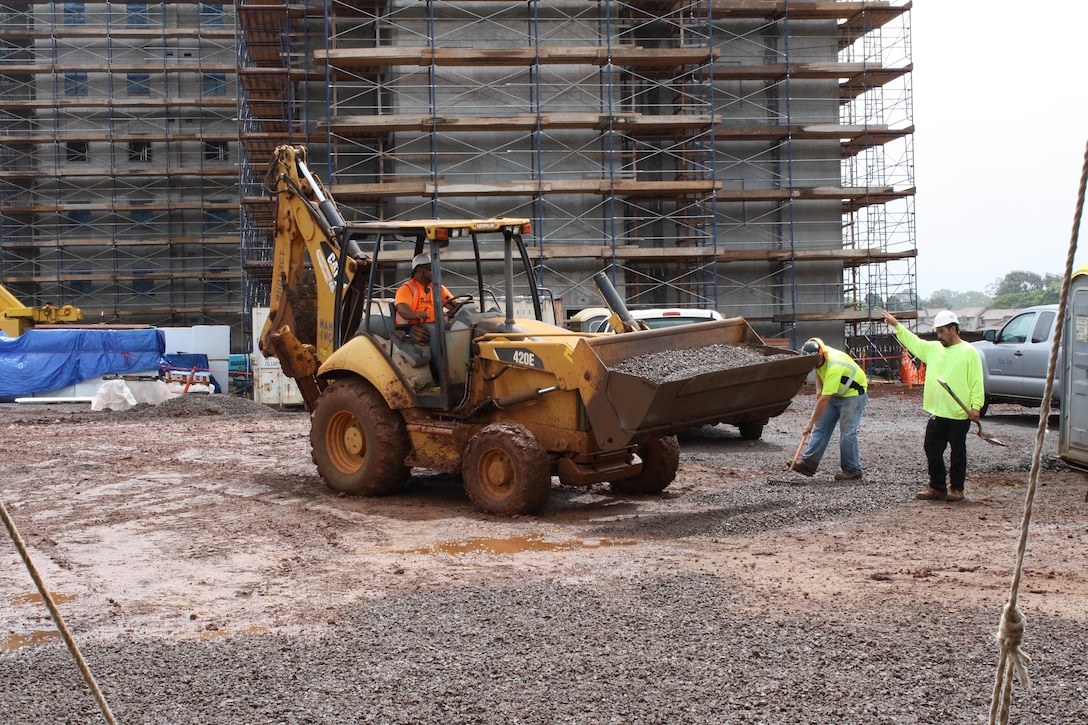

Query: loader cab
<box><xmin>339</xmin><ymin>218</ymin><xmax>550</xmax><ymax>411</ymax></box>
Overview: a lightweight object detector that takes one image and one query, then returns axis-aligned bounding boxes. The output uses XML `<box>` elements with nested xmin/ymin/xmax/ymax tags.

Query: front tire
<box><xmin>310</xmin><ymin>378</ymin><xmax>411</xmax><ymax>495</ymax></box>
<box><xmin>462</xmin><ymin>423</ymin><xmax>551</xmax><ymax>515</ymax></box>
<box><xmin>609</xmin><ymin>436</ymin><xmax>680</xmax><ymax>495</ymax></box>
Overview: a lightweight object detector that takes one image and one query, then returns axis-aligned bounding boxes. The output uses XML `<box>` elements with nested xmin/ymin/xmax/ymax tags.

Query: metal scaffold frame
<box><xmin>0</xmin><ymin>0</ymin><xmax>243</xmax><ymax>336</ymax></box>
<box><xmin>235</xmin><ymin>0</ymin><xmax>915</xmax><ymax>351</ymax></box>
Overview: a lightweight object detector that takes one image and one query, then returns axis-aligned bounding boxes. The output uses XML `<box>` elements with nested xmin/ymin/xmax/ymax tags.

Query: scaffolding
<box><xmin>0</xmin><ymin>0</ymin><xmax>913</xmax><ymax>351</ymax></box>
<box><xmin>0</xmin><ymin>0</ymin><xmax>242</xmax><ymax>339</ymax></box>
<box><xmin>237</xmin><ymin>0</ymin><xmax>915</xmax><ymax>349</ymax></box>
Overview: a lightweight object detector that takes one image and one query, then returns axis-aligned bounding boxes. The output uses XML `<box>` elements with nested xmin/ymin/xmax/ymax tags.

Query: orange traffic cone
<box><xmin>900</xmin><ymin>350</ymin><xmax>915</xmax><ymax>388</ymax></box>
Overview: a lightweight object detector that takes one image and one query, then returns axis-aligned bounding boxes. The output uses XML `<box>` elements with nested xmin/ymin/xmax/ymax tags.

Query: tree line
<box><xmin>923</xmin><ymin>270</ymin><xmax>1061</xmax><ymax>310</ymax></box>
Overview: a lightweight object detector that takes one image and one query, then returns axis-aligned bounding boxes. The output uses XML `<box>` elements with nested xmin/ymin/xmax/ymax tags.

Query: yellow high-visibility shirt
<box><xmin>894</xmin><ymin>325</ymin><xmax>985</xmax><ymax>419</ymax></box>
<box><xmin>815</xmin><ymin>346</ymin><xmax>867</xmax><ymax>397</ymax></box>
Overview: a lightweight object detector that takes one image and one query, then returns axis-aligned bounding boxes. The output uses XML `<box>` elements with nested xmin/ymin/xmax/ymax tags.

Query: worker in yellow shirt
<box><xmin>790</xmin><ymin>338</ymin><xmax>868</xmax><ymax>480</ymax></box>
<box><xmin>882</xmin><ymin>310</ymin><xmax>985</xmax><ymax>502</ymax></box>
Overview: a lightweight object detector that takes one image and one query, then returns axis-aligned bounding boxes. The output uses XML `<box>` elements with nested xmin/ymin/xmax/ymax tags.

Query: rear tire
<box><xmin>609</xmin><ymin>436</ymin><xmax>680</xmax><ymax>495</ymax></box>
<box><xmin>737</xmin><ymin>421</ymin><xmax>765</xmax><ymax>440</ymax></box>
<box><xmin>462</xmin><ymin>423</ymin><xmax>552</xmax><ymax>515</ymax></box>
<box><xmin>310</xmin><ymin>378</ymin><xmax>410</xmax><ymax>495</ymax></box>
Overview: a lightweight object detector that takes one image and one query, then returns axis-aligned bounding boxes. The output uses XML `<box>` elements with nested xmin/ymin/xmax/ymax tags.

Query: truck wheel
<box><xmin>610</xmin><ymin>435</ymin><xmax>680</xmax><ymax>495</ymax></box>
<box><xmin>462</xmin><ymin>423</ymin><xmax>551</xmax><ymax>515</ymax></box>
<box><xmin>310</xmin><ymin>378</ymin><xmax>410</xmax><ymax>495</ymax></box>
<box><xmin>737</xmin><ymin>421</ymin><xmax>765</xmax><ymax>440</ymax></box>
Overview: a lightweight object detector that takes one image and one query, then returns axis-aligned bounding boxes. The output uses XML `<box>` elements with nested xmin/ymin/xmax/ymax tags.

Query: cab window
<box><xmin>1031</xmin><ymin>311</ymin><xmax>1055</xmax><ymax>344</ymax></box>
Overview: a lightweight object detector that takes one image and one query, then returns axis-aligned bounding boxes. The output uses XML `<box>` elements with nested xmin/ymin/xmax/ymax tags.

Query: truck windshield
<box><xmin>998</xmin><ymin>312</ymin><xmax>1035</xmax><ymax>344</ymax></box>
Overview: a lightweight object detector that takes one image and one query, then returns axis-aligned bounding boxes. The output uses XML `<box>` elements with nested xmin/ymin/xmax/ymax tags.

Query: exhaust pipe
<box><xmin>592</xmin><ymin>271</ymin><xmax>643</xmax><ymax>333</ymax></box>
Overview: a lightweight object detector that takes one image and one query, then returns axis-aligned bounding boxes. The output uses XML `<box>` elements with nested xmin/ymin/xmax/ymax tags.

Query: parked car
<box><xmin>570</xmin><ymin>306</ymin><xmax>725</xmax><ymax>334</ymax></box>
<box><xmin>972</xmin><ymin>304</ymin><xmax>1060</xmax><ymax>413</ymax></box>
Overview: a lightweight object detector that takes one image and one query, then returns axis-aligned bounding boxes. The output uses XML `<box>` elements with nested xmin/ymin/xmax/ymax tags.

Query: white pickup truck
<box><xmin>972</xmin><ymin>304</ymin><xmax>1060</xmax><ymax>412</ymax></box>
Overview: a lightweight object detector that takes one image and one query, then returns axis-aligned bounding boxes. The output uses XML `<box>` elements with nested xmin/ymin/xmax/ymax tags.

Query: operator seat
<box><xmin>364</xmin><ymin>306</ymin><xmax>431</xmax><ymax>369</ymax></box>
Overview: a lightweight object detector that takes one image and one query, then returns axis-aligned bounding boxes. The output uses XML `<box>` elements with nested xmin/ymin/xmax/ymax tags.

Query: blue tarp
<box><xmin>0</xmin><ymin>328</ymin><xmax>166</xmax><ymax>398</ymax></box>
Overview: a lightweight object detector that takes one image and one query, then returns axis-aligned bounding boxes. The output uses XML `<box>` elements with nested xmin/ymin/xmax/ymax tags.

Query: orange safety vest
<box><xmin>395</xmin><ymin>278</ymin><xmax>451</xmax><ymax>325</ymax></box>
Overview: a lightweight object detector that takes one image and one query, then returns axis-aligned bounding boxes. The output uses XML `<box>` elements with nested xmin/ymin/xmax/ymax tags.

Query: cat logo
<box><xmin>318</xmin><ymin>241</ymin><xmax>339</xmax><ymax>293</ymax></box>
<box><xmin>495</xmin><ymin>347</ymin><xmax>545</xmax><ymax>370</ymax></box>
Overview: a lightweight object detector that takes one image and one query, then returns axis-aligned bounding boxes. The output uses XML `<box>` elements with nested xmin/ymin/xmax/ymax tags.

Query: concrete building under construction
<box><xmin>0</xmin><ymin>0</ymin><xmax>240</xmax><ymax>334</ymax></box>
<box><xmin>2</xmin><ymin>0</ymin><xmax>916</xmax><ymax>351</ymax></box>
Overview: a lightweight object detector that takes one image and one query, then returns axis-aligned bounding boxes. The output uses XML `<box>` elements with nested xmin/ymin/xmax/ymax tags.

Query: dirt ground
<box><xmin>3</xmin><ymin>384</ymin><xmax>1085</xmax><ymax>638</ymax></box>
<box><xmin>1</xmin><ymin>383</ymin><xmax>1086</xmax><ymax>722</ymax></box>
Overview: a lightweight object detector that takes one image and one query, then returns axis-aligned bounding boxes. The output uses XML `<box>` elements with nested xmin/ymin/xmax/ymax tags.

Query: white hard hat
<box><xmin>411</xmin><ymin>252</ymin><xmax>431</xmax><ymax>270</ymax></box>
<box><xmin>933</xmin><ymin>310</ymin><xmax>959</xmax><ymax>328</ymax></box>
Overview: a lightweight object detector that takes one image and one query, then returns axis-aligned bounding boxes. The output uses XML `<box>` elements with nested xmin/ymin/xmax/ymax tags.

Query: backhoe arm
<box><xmin>258</xmin><ymin>145</ymin><xmax>371</xmax><ymax>407</ymax></box>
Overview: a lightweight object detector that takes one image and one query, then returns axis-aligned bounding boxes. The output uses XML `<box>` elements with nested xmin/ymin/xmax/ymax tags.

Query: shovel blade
<box><xmin>974</xmin><ymin>423</ymin><xmax>1007</xmax><ymax>447</ymax></box>
<box><xmin>943</xmin><ymin>381</ymin><xmax>1001</xmax><ymax>445</ymax></box>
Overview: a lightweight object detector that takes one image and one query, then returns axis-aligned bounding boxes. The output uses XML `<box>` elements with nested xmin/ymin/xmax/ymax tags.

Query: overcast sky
<box><xmin>910</xmin><ymin>3</ymin><xmax>1088</xmax><ymax>298</ymax></box>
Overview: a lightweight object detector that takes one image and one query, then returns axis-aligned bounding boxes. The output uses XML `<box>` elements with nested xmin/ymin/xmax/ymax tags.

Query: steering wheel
<box><xmin>445</xmin><ymin>295</ymin><xmax>474</xmax><ymax>320</ymax></box>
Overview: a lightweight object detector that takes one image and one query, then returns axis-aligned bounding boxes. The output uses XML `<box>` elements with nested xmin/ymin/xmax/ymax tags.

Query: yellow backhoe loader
<box><xmin>259</xmin><ymin>145</ymin><xmax>817</xmax><ymax>514</ymax></box>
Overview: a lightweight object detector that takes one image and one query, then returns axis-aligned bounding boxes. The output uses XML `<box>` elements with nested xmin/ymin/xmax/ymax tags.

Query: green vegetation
<box><xmin>985</xmin><ymin>270</ymin><xmax>1062</xmax><ymax>308</ymax></box>
<box><xmin>923</xmin><ymin>289</ymin><xmax>991</xmax><ymax>309</ymax></box>
<box><xmin>921</xmin><ymin>270</ymin><xmax>1061</xmax><ymax>310</ymax></box>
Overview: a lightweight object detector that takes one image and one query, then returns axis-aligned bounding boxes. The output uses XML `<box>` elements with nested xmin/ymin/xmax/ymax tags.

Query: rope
<box><xmin>0</xmin><ymin>497</ymin><xmax>118</xmax><ymax>725</ymax></box>
<box><xmin>989</xmin><ymin>137</ymin><xmax>1088</xmax><ymax>725</ymax></box>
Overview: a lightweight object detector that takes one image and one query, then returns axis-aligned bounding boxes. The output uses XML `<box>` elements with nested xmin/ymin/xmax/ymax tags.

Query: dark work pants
<box><xmin>924</xmin><ymin>416</ymin><xmax>971</xmax><ymax>492</ymax></box>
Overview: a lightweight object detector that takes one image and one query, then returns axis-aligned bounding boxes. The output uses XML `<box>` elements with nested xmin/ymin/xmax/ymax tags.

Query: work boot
<box><xmin>915</xmin><ymin>487</ymin><xmax>947</xmax><ymax>501</ymax></box>
<box><xmin>834</xmin><ymin>470</ymin><xmax>862</xmax><ymax>481</ymax></box>
<box><xmin>788</xmin><ymin>458</ymin><xmax>817</xmax><ymax>477</ymax></box>
<box><xmin>946</xmin><ymin>489</ymin><xmax>965</xmax><ymax>502</ymax></box>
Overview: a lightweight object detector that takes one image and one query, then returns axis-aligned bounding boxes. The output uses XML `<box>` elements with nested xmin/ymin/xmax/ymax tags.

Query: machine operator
<box><xmin>395</xmin><ymin>253</ymin><xmax>454</xmax><ymax>344</ymax></box>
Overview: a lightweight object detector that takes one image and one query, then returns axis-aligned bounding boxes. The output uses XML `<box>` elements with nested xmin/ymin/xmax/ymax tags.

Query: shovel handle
<box><xmin>936</xmin><ymin>378</ymin><xmax>971</xmax><ymax>415</ymax></box>
<box><xmin>789</xmin><ymin>432</ymin><xmax>808</xmax><ymax>471</ymax></box>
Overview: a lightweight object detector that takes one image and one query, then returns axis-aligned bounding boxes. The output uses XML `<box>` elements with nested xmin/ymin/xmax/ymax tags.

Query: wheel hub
<box><xmin>481</xmin><ymin>451</ymin><xmax>514</xmax><ymax>492</ymax></box>
<box><xmin>343</xmin><ymin>423</ymin><xmax>364</xmax><ymax>456</ymax></box>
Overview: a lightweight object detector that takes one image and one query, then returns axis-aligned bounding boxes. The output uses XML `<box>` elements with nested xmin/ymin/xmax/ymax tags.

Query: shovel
<box><xmin>789</xmin><ymin>431</ymin><xmax>809</xmax><ymax>471</ymax></box>
<box><xmin>936</xmin><ymin>378</ymin><xmax>1007</xmax><ymax>447</ymax></box>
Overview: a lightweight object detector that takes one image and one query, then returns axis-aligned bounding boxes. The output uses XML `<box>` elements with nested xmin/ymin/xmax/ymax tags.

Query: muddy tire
<box><xmin>310</xmin><ymin>378</ymin><xmax>410</xmax><ymax>495</ymax></box>
<box><xmin>462</xmin><ymin>423</ymin><xmax>552</xmax><ymax>515</ymax></box>
<box><xmin>738</xmin><ymin>421</ymin><xmax>765</xmax><ymax>440</ymax></box>
<box><xmin>609</xmin><ymin>435</ymin><xmax>680</xmax><ymax>495</ymax></box>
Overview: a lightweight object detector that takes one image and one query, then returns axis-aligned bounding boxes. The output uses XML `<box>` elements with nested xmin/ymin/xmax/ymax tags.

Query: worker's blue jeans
<box><xmin>800</xmin><ymin>393</ymin><xmax>867</xmax><ymax>474</ymax></box>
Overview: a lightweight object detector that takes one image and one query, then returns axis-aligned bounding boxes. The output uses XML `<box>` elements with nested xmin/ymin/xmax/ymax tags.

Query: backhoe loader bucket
<box><xmin>573</xmin><ymin>317</ymin><xmax>816</xmax><ymax>448</ymax></box>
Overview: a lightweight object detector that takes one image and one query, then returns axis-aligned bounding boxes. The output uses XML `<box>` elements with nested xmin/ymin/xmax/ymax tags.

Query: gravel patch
<box><xmin>0</xmin><ymin>393</ymin><xmax>295</xmax><ymax>425</ymax></box>
<box><xmin>2</xmin><ymin>581</ymin><xmax>1086</xmax><ymax>724</ymax></box>
<box><xmin>589</xmin><ymin>478</ymin><xmax>920</xmax><ymax>539</ymax></box>
<box><xmin>609</xmin><ymin>345</ymin><xmax>800</xmax><ymax>383</ymax></box>
<box><xmin>1</xmin><ymin>385</ymin><xmax>1085</xmax><ymax>724</ymax></box>
<box><xmin>120</xmin><ymin>394</ymin><xmax>287</xmax><ymax>420</ymax></box>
